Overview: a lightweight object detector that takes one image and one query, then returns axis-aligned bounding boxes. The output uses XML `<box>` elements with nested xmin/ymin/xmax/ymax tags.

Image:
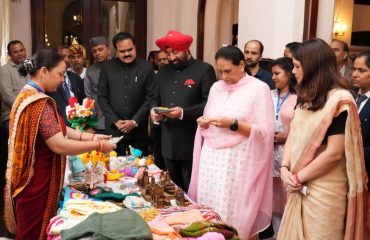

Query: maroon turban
<box><xmin>155</xmin><ymin>30</ymin><xmax>193</xmax><ymax>52</ymax></box>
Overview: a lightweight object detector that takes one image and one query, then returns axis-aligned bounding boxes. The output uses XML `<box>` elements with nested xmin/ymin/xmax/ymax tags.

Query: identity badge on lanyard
<box><xmin>275</xmin><ymin>90</ymin><xmax>289</xmax><ymax>132</ymax></box>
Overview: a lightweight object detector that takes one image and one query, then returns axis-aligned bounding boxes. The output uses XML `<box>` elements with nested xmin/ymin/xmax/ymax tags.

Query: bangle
<box><xmin>293</xmin><ymin>173</ymin><xmax>302</xmax><ymax>185</ymax></box>
<box><xmin>98</xmin><ymin>140</ymin><xmax>103</xmax><ymax>152</ymax></box>
<box><xmin>280</xmin><ymin>165</ymin><xmax>290</xmax><ymax>171</ymax></box>
<box><xmin>79</xmin><ymin>131</ymin><xmax>83</xmax><ymax>141</ymax></box>
<box><xmin>92</xmin><ymin>133</ymin><xmax>96</xmax><ymax>141</ymax></box>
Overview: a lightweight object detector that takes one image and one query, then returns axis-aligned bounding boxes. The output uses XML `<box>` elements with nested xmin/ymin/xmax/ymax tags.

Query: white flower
<box><xmin>76</xmin><ymin>106</ymin><xmax>90</xmax><ymax>118</ymax></box>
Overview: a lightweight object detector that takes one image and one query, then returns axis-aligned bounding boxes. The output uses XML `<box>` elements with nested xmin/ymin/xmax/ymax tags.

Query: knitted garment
<box><xmin>93</xmin><ymin>192</ymin><xmax>140</xmax><ymax>201</ymax></box>
<box><xmin>183</xmin><ymin>232</ymin><xmax>226</xmax><ymax>240</ymax></box>
<box><xmin>64</xmin><ymin>199</ymin><xmax>121</xmax><ymax>220</ymax></box>
<box><xmin>123</xmin><ymin>196</ymin><xmax>152</xmax><ymax>209</ymax></box>
<box><xmin>180</xmin><ymin>221</ymin><xmax>240</xmax><ymax>240</ymax></box>
<box><xmin>164</xmin><ymin>209</ymin><xmax>204</xmax><ymax>226</ymax></box>
<box><xmin>60</xmin><ymin>209</ymin><xmax>153</xmax><ymax>240</ymax></box>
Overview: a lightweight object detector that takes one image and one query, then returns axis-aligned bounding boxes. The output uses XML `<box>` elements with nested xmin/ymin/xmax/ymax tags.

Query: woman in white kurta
<box><xmin>188</xmin><ymin>45</ymin><xmax>275</xmax><ymax>239</ymax></box>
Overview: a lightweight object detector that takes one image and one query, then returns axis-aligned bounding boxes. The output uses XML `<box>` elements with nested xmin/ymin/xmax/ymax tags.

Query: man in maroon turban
<box><xmin>150</xmin><ymin>30</ymin><xmax>217</xmax><ymax>191</ymax></box>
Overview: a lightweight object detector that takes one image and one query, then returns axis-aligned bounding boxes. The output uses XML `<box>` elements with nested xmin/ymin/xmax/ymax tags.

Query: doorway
<box><xmin>31</xmin><ymin>0</ymin><xmax>147</xmax><ymax>59</ymax></box>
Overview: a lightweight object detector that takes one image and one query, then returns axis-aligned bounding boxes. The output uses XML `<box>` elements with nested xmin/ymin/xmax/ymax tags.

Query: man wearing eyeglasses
<box><xmin>98</xmin><ymin>32</ymin><xmax>155</xmax><ymax>156</ymax></box>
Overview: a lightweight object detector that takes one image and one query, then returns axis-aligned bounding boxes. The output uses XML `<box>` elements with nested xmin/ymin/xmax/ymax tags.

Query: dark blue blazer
<box><xmin>359</xmin><ymin>99</ymin><xmax>370</xmax><ymax>190</ymax></box>
<box><xmin>47</xmin><ymin>71</ymin><xmax>85</xmax><ymax>125</ymax></box>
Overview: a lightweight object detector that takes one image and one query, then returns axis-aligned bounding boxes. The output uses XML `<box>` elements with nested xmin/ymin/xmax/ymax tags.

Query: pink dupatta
<box><xmin>188</xmin><ymin>76</ymin><xmax>274</xmax><ymax>239</ymax></box>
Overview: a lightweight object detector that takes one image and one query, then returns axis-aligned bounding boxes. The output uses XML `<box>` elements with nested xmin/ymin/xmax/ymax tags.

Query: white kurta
<box><xmin>196</xmin><ymin>85</ymin><xmax>251</xmax><ymax>223</ymax></box>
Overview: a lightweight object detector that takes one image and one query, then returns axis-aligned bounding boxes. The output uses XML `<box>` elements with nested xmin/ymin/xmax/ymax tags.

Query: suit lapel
<box><xmin>359</xmin><ymin>99</ymin><xmax>370</xmax><ymax>120</ymax></box>
<box><xmin>58</xmin><ymin>83</ymin><xmax>69</xmax><ymax>103</ymax></box>
<box><xmin>67</xmin><ymin>72</ymin><xmax>78</xmax><ymax>97</ymax></box>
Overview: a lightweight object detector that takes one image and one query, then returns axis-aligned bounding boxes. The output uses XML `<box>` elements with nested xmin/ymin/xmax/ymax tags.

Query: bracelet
<box><xmin>280</xmin><ymin>165</ymin><xmax>290</xmax><ymax>171</ymax></box>
<box><xmin>293</xmin><ymin>173</ymin><xmax>302</xmax><ymax>185</ymax></box>
<box><xmin>91</xmin><ymin>133</ymin><xmax>96</xmax><ymax>141</ymax></box>
<box><xmin>79</xmin><ymin>131</ymin><xmax>83</xmax><ymax>141</ymax></box>
<box><xmin>98</xmin><ymin>140</ymin><xmax>103</xmax><ymax>152</ymax></box>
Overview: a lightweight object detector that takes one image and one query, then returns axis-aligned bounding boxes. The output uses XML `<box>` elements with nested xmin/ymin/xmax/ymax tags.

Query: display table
<box><xmin>46</xmin><ymin>158</ymin><xmax>240</xmax><ymax>240</ymax></box>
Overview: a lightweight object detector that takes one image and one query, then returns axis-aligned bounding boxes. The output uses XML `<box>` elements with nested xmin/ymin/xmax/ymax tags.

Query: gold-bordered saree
<box><xmin>278</xmin><ymin>89</ymin><xmax>368</xmax><ymax>240</ymax></box>
<box><xmin>3</xmin><ymin>88</ymin><xmax>66</xmax><ymax>240</ymax></box>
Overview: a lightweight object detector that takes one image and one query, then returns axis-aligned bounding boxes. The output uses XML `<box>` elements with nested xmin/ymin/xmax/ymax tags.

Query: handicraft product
<box><xmin>66</xmin><ymin>97</ymin><xmax>98</xmax><ymax>131</ymax></box>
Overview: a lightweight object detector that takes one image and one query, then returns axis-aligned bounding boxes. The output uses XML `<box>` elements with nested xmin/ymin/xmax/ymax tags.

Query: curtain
<box><xmin>0</xmin><ymin>0</ymin><xmax>10</xmax><ymax>66</ymax></box>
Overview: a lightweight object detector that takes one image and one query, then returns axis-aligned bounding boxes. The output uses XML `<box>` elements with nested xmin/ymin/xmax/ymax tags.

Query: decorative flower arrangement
<box><xmin>184</xmin><ymin>79</ymin><xmax>195</xmax><ymax>88</ymax></box>
<box><xmin>66</xmin><ymin>97</ymin><xmax>98</xmax><ymax>131</ymax></box>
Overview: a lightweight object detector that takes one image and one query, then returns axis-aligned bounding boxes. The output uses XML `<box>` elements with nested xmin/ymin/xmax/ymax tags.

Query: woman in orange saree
<box><xmin>3</xmin><ymin>50</ymin><xmax>116</xmax><ymax>240</ymax></box>
<box><xmin>278</xmin><ymin>38</ymin><xmax>368</xmax><ymax>239</ymax></box>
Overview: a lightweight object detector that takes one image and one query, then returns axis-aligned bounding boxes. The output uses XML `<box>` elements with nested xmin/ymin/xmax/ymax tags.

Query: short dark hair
<box><xmin>215</xmin><ymin>45</ymin><xmax>245</xmax><ymax>66</ymax></box>
<box><xmin>293</xmin><ymin>38</ymin><xmax>349</xmax><ymax>111</ymax></box>
<box><xmin>244</xmin><ymin>40</ymin><xmax>264</xmax><ymax>55</ymax></box>
<box><xmin>285</xmin><ymin>42</ymin><xmax>301</xmax><ymax>55</ymax></box>
<box><xmin>271</xmin><ymin>57</ymin><xmax>297</xmax><ymax>93</ymax></box>
<box><xmin>112</xmin><ymin>32</ymin><xmax>136</xmax><ymax>49</ymax></box>
<box><xmin>7</xmin><ymin>40</ymin><xmax>24</xmax><ymax>55</ymax></box>
<box><xmin>53</xmin><ymin>45</ymin><xmax>69</xmax><ymax>53</ymax></box>
<box><xmin>148</xmin><ymin>50</ymin><xmax>159</xmax><ymax>61</ymax></box>
<box><xmin>331</xmin><ymin>39</ymin><xmax>349</xmax><ymax>53</ymax></box>
<box><xmin>357</xmin><ymin>51</ymin><xmax>370</xmax><ymax>68</ymax></box>
<box><xmin>18</xmin><ymin>49</ymin><xmax>63</xmax><ymax>77</ymax></box>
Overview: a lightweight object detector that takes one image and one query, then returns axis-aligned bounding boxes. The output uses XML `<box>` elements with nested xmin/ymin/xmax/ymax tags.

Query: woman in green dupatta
<box><xmin>278</xmin><ymin>38</ymin><xmax>368</xmax><ymax>239</ymax></box>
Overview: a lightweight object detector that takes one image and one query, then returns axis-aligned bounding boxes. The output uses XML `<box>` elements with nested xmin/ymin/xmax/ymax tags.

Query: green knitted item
<box><xmin>61</xmin><ymin>209</ymin><xmax>153</xmax><ymax>240</ymax></box>
<box><xmin>93</xmin><ymin>192</ymin><xmax>140</xmax><ymax>201</ymax></box>
<box><xmin>180</xmin><ymin>221</ymin><xmax>240</xmax><ymax>240</ymax></box>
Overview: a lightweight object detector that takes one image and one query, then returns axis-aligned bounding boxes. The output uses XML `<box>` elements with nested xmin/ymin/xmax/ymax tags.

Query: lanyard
<box><xmin>28</xmin><ymin>80</ymin><xmax>44</xmax><ymax>93</ymax></box>
<box><xmin>276</xmin><ymin>90</ymin><xmax>290</xmax><ymax>115</ymax></box>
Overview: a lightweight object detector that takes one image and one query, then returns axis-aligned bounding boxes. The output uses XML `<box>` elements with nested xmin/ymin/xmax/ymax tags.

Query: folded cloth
<box><xmin>159</xmin><ymin>205</ymin><xmax>222</xmax><ymax>222</ymax></box>
<box><xmin>61</xmin><ymin>209</ymin><xmax>153</xmax><ymax>240</ymax></box>
<box><xmin>180</xmin><ymin>221</ymin><xmax>240</xmax><ymax>240</ymax></box>
<box><xmin>149</xmin><ymin>215</ymin><xmax>182</xmax><ymax>240</ymax></box>
<box><xmin>65</xmin><ymin>199</ymin><xmax>121</xmax><ymax>220</ymax></box>
<box><xmin>123</xmin><ymin>196</ymin><xmax>152</xmax><ymax>209</ymax></box>
<box><xmin>183</xmin><ymin>232</ymin><xmax>225</xmax><ymax>240</ymax></box>
<box><xmin>93</xmin><ymin>192</ymin><xmax>140</xmax><ymax>201</ymax></box>
<box><xmin>164</xmin><ymin>209</ymin><xmax>204</xmax><ymax>226</ymax></box>
<box><xmin>60</xmin><ymin>187</ymin><xmax>90</xmax><ymax>209</ymax></box>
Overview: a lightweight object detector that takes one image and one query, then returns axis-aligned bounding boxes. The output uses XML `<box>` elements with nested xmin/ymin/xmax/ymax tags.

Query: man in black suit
<box><xmin>352</xmin><ymin>51</ymin><xmax>370</xmax><ymax>191</ymax></box>
<box><xmin>98</xmin><ymin>32</ymin><xmax>155</xmax><ymax>156</ymax></box>
<box><xmin>48</xmin><ymin>45</ymin><xmax>85</xmax><ymax>125</ymax></box>
<box><xmin>151</xmin><ymin>30</ymin><xmax>216</xmax><ymax>191</ymax></box>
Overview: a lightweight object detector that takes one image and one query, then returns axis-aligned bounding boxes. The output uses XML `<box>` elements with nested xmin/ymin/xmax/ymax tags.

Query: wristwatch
<box><xmin>132</xmin><ymin>120</ymin><xmax>138</xmax><ymax>127</ymax></box>
<box><xmin>230</xmin><ymin>118</ymin><xmax>238</xmax><ymax>131</ymax></box>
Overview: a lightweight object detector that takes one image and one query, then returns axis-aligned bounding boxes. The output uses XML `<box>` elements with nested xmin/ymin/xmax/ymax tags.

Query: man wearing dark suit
<box><xmin>352</xmin><ymin>51</ymin><xmax>370</xmax><ymax>191</ymax></box>
<box><xmin>98</xmin><ymin>32</ymin><xmax>155</xmax><ymax>156</ymax></box>
<box><xmin>151</xmin><ymin>30</ymin><xmax>216</xmax><ymax>191</ymax></box>
<box><xmin>48</xmin><ymin>45</ymin><xmax>85</xmax><ymax>125</ymax></box>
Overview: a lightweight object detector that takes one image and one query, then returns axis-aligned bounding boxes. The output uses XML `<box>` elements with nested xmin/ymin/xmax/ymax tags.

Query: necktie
<box><xmin>63</xmin><ymin>80</ymin><xmax>71</xmax><ymax>100</ymax></box>
<box><xmin>356</xmin><ymin>94</ymin><xmax>367</xmax><ymax>109</ymax></box>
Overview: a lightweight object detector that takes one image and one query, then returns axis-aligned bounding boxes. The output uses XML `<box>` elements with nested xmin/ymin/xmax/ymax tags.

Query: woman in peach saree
<box><xmin>278</xmin><ymin>38</ymin><xmax>368</xmax><ymax>239</ymax></box>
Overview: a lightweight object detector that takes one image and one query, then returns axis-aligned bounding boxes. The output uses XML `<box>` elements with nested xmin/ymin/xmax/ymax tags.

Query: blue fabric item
<box><xmin>60</xmin><ymin>187</ymin><xmax>89</xmax><ymax>209</ymax></box>
<box><xmin>68</xmin><ymin>156</ymin><xmax>85</xmax><ymax>181</ymax></box>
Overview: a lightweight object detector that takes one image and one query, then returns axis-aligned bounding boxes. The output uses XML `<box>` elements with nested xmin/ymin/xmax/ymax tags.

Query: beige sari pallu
<box><xmin>278</xmin><ymin>89</ymin><xmax>368</xmax><ymax>240</ymax></box>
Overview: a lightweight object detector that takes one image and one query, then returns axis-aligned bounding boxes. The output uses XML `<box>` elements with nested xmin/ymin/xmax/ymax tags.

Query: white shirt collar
<box><xmin>358</xmin><ymin>90</ymin><xmax>370</xmax><ymax>98</ymax></box>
